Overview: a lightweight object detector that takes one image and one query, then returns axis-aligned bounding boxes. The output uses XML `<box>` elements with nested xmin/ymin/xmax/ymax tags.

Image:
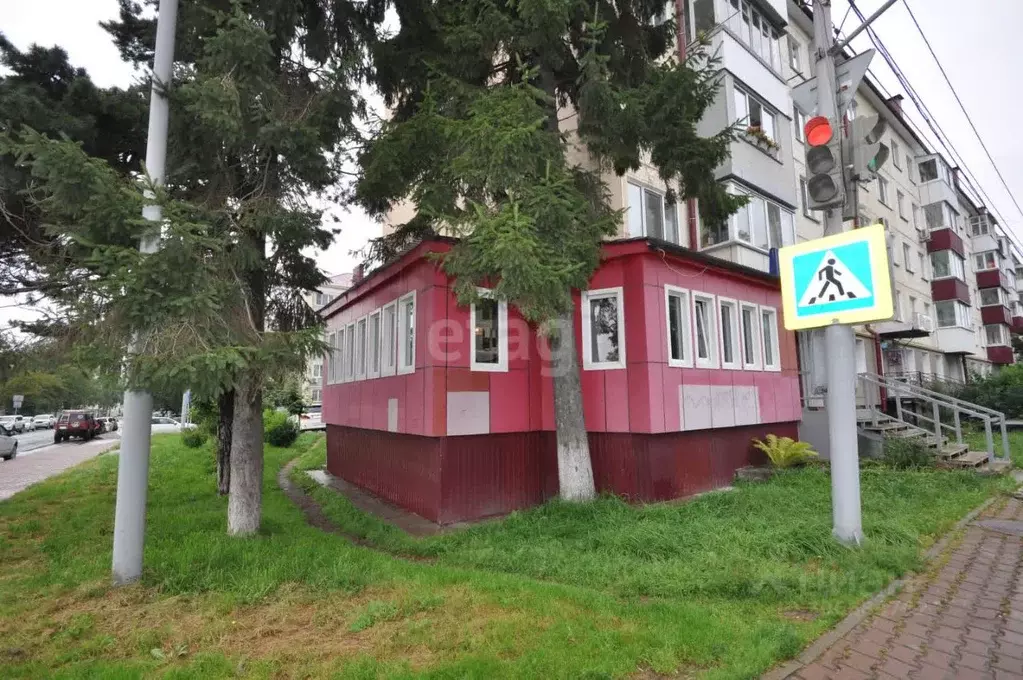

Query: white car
<box><xmin>32</xmin><ymin>414</ymin><xmax>54</xmax><ymax>429</ymax></box>
<box><xmin>0</xmin><ymin>415</ymin><xmax>24</xmax><ymax>435</ymax></box>
<box><xmin>151</xmin><ymin>416</ymin><xmax>196</xmax><ymax>434</ymax></box>
<box><xmin>0</xmin><ymin>432</ymin><xmax>16</xmax><ymax>461</ymax></box>
<box><xmin>22</xmin><ymin>418</ymin><xmax>36</xmax><ymax>432</ymax></box>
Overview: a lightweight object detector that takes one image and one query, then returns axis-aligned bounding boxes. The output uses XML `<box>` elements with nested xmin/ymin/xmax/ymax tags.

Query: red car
<box><xmin>54</xmin><ymin>411</ymin><xmax>101</xmax><ymax>443</ymax></box>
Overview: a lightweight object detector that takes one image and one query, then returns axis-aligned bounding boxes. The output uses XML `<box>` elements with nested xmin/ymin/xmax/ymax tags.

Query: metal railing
<box><xmin>857</xmin><ymin>372</ymin><xmax>1009</xmax><ymax>464</ymax></box>
<box><xmin>884</xmin><ymin>371</ymin><xmax>966</xmax><ymax>390</ymax></box>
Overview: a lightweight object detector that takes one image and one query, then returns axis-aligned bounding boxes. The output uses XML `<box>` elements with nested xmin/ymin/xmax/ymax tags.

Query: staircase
<box><xmin>856</xmin><ymin>372</ymin><xmax>1011</xmax><ymax>469</ymax></box>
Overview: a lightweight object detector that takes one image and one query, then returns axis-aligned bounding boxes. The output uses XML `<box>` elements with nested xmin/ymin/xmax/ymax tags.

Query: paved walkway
<box><xmin>0</xmin><ymin>437</ymin><xmax>119</xmax><ymax>501</ymax></box>
<box><xmin>777</xmin><ymin>496</ymin><xmax>1023</xmax><ymax>679</ymax></box>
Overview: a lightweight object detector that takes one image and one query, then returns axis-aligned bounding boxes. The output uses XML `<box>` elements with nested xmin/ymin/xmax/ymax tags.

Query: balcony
<box><xmin>981</xmin><ymin>305</ymin><xmax>1012</xmax><ymax>326</ymax></box>
<box><xmin>987</xmin><ymin>346</ymin><xmax>1014</xmax><ymax>365</ymax></box>
<box><xmin>1013</xmin><ymin>316</ymin><xmax>1023</xmax><ymax>334</ymax></box>
<box><xmin>873</xmin><ymin>313</ymin><xmax>934</xmax><ymax>340</ymax></box>
<box><xmin>931</xmin><ymin>278</ymin><xmax>971</xmax><ymax>305</ymax></box>
<box><xmin>926</xmin><ymin>228</ymin><xmax>965</xmax><ymax>257</ymax></box>
<box><xmin>935</xmin><ymin>326</ymin><xmax>977</xmax><ymax>354</ymax></box>
<box><xmin>977</xmin><ymin>269</ymin><xmax>1011</xmax><ymax>291</ymax></box>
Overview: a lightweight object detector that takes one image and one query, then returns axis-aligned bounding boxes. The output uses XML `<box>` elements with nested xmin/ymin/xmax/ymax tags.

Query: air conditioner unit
<box><xmin>914</xmin><ymin>313</ymin><xmax>935</xmax><ymax>333</ymax></box>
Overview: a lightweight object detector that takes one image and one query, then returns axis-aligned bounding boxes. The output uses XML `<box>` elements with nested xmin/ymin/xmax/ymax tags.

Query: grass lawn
<box><xmin>966</xmin><ymin>427</ymin><xmax>1023</xmax><ymax>467</ymax></box>
<box><xmin>0</xmin><ymin>434</ymin><xmax>1013</xmax><ymax>679</ymax></box>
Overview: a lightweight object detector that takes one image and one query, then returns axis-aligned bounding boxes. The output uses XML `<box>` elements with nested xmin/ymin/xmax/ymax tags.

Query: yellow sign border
<box><xmin>778</xmin><ymin>223</ymin><xmax>894</xmax><ymax>331</ymax></box>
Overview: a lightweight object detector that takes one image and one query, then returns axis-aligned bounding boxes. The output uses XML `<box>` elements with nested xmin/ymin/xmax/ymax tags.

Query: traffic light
<box><xmin>803</xmin><ymin>116</ymin><xmax>846</xmax><ymax>210</ymax></box>
<box><xmin>850</xmin><ymin>115</ymin><xmax>890</xmax><ymax>181</ymax></box>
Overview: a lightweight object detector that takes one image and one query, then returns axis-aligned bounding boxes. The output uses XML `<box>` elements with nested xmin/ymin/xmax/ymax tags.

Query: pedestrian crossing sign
<box><xmin>778</xmin><ymin>224</ymin><xmax>893</xmax><ymax>330</ymax></box>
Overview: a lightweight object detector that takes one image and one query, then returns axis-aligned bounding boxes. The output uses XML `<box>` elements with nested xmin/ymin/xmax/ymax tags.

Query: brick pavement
<box><xmin>778</xmin><ymin>496</ymin><xmax>1023</xmax><ymax>680</ymax></box>
<box><xmin>0</xmin><ymin>437</ymin><xmax>119</xmax><ymax>501</ymax></box>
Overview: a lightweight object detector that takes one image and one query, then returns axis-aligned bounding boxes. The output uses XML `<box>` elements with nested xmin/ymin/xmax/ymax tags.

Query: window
<box><xmin>367</xmin><ymin>310</ymin><xmax>381</xmax><ymax>378</ymax></box>
<box><xmin>897</xmin><ymin>191</ymin><xmax>906</xmax><ymax>220</ymax></box>
<box><xmin>311</xmin><ymin>389</ymin><xmax>322</xmax><ymax>404</ymax></box>
<box><xmin>397</xmin><ymin>292</ymin><xmax>416</xmax><ymax>374</ymax></box>
<box><xmin>719</xmin><ymin>298</ymin><xmax>739</xmax><ymax>369</ymax></box>
<box><xmin>924</xmin><ymin>202</ymin><xmax>953</xmax><ymax>230</ymax></box>
<box><xmin>930</xmin><ymin>250</ymin><xmax>965</xmax><ymax>280</ymax></box>
<box><xmin>582</xmin><ymin>287</ymin><xmax>626</xmax><ymax>370</ymax></box>
<box><xmin>906</xmin><ymin>155</ymin><xmax>915</xmax><ymax>182</ymax></box>
<box><xmin>980</xmin><ymin>288</ymin><xmax>1004</xmax><ymax>307</ymax></box>
<box><xmin>909</xmin><ymin>296</ymin><xmax>917</xmax><ymax>318</ymax></box>
<box><xmin>919</xmin><ymin>159</ymin><xmax>939</xmax><ymax>182</ymax></box>
<box><xmin>665</xmin><ymin>286</ymin><xmax>693</xmax><ymax>368</ymax></box>
<box><xmin>986</xmin><ymin>324</ymin><xmax>1009</xmax><ymax>347</ymax></box>
<box><xmin>692</xmin><ymin>293</ymin><xmax>718</xmax><ymax>368</ymax></box>
<box><xmin>760</xmin><ymin>306</ymin><xmax>780</xmax><ymax>371</ymax></box>
<box><xmin>793</xmin><ymin>105</ymin><xmax>806</xmax><ymax>143</ymax></box>
<box><xmin>313</xmin><ymin>362</ymin><xmax>322</xmax><ymax>380</ymax></box>
<box><xmin>975</xmin><ymin>251</ymin><xmax>998</xmax><ymax>271</ymax></box>
<box><xmin>740</xmin><ymin>303</ymin><xmax>760</xmax><ymax>369</ymax></box>
<box><xmin>971</xmin><ymin>215</ymin><xmax>990</xmax><ymax>236</ymax></box>
<box><xmin>935</xmin><ymin>300</ymin><xmax>972</xmax><ymax>328</ymax></box>
<box><xmin>892</xmin><ymin>141</ymin><xmax>902</xmax><ymax>169</ymax></box>
<box><xmin>325</xmin><ymin>332</ymin><xmax>336</xmax><ymax>384</ymax></box>
<box><xmin>727</xmin><ymin>0</ymin><xmax>781</xmax><ymax>71</ymax></box>
<box><xmin>471</xmin><ymin>290</ymin><xmax>508</xmax><ymax>372</ymax></box>
<box><xmin>788</xmin><ymin>36</ymin><xmax>802</xmax><ymax>74</ymax></box>
<box><xmin>734</xmin><ymin>87</ymin><xmax>776</xmax><ymax>145</ymax></box>
<box><xmin>919</xmin><ymin>252</ymin><xmax>928</xmax><ymax>280</ymax></box>
<box><xmin>877</xmin><ymin>176</ymin><xmax>890</xmax><ymax>205</ymax></box>
<box><xmin>627</xmin><ymin>182</ymin><xmax>680</xmax><ymax>243</ymax></box>
<box><xmin>911</xmin><ymin>204</ymin><xmax>920</xmax><ymax>230</ymax></box>
<box><xmin>799</xmin><ymin>177</ymin><xmax>817</xmax><ymax>220</ymax></box>
<box><xmin>726</xmin><ymin>182</ymin><xmax>795</xmax><ymax>249</ymax></box>
<box><xmin>344</xmin><ymin>323</ymin><xmax>355</xmax><ymax>381</ymax></box>
<box><xmin>381</xmin><ymin>301</ymin><xmax>397</xmax><ymax>377</ymax></box>
<box><xmin>356</xmin><ymin>317</ymin><xmax>368</xmax><ymax>379</ymax></box>
<box><xmin>903</xmin><ymin>244</ymin><xmax>914</xmax><ymax>272</ymax></box>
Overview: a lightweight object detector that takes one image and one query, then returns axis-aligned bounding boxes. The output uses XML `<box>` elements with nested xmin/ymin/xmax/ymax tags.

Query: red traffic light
<box><xmin>804</xmin><ymin>116</ymin><xmax>834</xmax><ymax>146</ymax></box>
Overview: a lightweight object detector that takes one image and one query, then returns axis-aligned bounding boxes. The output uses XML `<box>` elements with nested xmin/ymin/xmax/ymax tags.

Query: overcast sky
<box><xmin>2</xmin><ymin>0</ymin><xmax>1022</xmax><ymax>328</ymax></box>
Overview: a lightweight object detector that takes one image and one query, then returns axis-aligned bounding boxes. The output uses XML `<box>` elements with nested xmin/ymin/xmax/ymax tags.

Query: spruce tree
<box><xmin>357</xmin><ymin>1</ymin><xmax>743</xmax><ymax>499</ymax></box>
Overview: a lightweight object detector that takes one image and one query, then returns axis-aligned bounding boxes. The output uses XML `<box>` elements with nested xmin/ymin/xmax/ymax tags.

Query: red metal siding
<box><xmin>327</xmin><ymin>425</ymin><xmax>442</xmax><ymax>522</ymax></box>
<box><xmin>981</xmin><ymin>306</ymin><xmax>1012</xmax><ymax>326</ymax></box>
<box><xmin>1013</xmin><ymin>316</ymin><xmax>1023</xmax><ymax>334</ymax></box>
<box><xmin>976</xmin><ymin>269</ymin><xmax>1007</xmax><ymax>290</ymax></box>
<box><xmin>931</xmin><ymin>278</ymin><xmax>971</xmax><ymax>304</ymax></box>
<box><xmin>987</xmin><ymin>346</ymin><xmax>1014</xmax><ymax>365</ymax></box>
<box><xmin>926</xmin><ymin>229</ymin><xmax>965</xmax><ymax>256</ymax></box>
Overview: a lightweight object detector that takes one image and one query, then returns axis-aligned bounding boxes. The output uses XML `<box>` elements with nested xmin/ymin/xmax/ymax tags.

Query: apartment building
<box><xmin>302</xmin><ymin>272</ymin><xmax>353</xmax><ymax>405</ymax></box>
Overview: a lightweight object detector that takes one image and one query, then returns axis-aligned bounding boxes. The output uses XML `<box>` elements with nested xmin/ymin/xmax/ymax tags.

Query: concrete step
<box><xmin>946</xmin><ymin>451</ymin><xmax>990</xmax><ymax>469</ymax></box>
<box><xmin>862</xmin><ymin>421</ymin><xmax>912</xmax><ymax>433</ymax></box>
<box><xmin>886</xmin><ymin>427</ymin><xmax>930</xmax><ymax>440</ymax></box>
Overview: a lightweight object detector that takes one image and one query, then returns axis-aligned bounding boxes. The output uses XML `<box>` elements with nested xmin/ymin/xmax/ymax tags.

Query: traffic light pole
<box><xmin>813</xmin><ymin>0</ymin><xmax>864</xmax><ymax>546</ymax></box>
<box><xmin>112</xmin><ymin>0</ymin><xmax>179</xmax><ymax>585</ymax></box>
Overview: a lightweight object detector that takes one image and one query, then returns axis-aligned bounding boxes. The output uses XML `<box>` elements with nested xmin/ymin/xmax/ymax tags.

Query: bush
<box><xmin>264</xmin><ymin>409</ymin><xmax>299</xmax><ymax>448</ymax></box>
<box><xmin>180</xmin><ymin>427</ymin><xmax>209</xmax><ymax>449</ymax></box>
<box><xmin>882</xmin><ymin>436</ymin><xmax>935</xmax><ymax>469</ymax></box>
<box><xmin>753</xmin><ymin>434</ymin><xmax>818</xmax><ymax>468</ymax></box>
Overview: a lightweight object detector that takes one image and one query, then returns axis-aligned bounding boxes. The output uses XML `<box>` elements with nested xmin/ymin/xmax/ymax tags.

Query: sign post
<box><xmin>12</xmin><ymin>395</ymin><xmax>23</xmax><ymax>414</ymax></box>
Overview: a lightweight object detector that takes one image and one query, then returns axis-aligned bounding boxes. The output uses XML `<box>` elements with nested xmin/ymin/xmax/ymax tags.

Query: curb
<box><xmin>762</xmin><ymin>491</ymin><xmax>1006</xmax><ymax>680</ymax></box>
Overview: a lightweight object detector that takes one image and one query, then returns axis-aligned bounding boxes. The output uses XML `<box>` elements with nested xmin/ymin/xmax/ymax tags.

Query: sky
<box><xmin>2</xmin><ymin>0</ymin><xmax>1022</xmax><ymax>328</ymax></box>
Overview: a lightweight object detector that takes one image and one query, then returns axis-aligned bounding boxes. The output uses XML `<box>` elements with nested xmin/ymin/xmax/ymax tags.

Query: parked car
<box><xmin>0</xmin><ymin>415</ymin><xmax>26</xmax><ymax>434</ymax></box>
<box><xmin>96</xmin><ymin>417</ymin><xmax>118</xmax><ymax>432</ymax></box>
<box><xmin>54</xmin><ymin>411</ymin><xmax>101</xmax><ymax>443</ymax></box>
<box><xmin>0</xmin><ymin>432</ymin><xmax>16</xmax><ymax>461</ymax></box>
<box><xmin>32</xmin><ymin>414</ymin><xmax>55</xmax><ymax>429</ymax></box>
<box><xmin>22</xmin><ymin>417</ymin><xmax>36</xmax><ymax>432</ymax></box>
<box><xmin>151</xmin><ymin>416</ymin><xmax>195</xmax><ymax>434</ymax></box>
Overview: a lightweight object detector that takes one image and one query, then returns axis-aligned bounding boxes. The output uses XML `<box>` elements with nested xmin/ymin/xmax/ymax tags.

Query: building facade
<box><xmin>302</xmin><ymin>273</ymin><xmax>353</xmax><ymax>406</ymax></box>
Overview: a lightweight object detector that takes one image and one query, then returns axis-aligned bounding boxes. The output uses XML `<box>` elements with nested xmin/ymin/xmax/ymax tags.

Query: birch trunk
<box><xmin>550</xmin><ymin>309</ymin><xmax>595</xmax><ymax>501</ymax></box>
<box><xmin>227</xmin><ymin>375</ymin><xmax>263</xmax><ymax>535</ymax></box>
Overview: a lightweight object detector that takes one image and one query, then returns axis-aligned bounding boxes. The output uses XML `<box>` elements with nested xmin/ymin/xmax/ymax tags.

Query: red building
<box><xmin>320</xmin><ymin>237</ymin><xmax>801</xmax><ymax>524</ymax></box>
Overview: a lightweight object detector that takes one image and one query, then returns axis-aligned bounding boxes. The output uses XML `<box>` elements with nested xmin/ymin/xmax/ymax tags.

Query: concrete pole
<box><xmin>112</xmin><ymin>0</ymin><xmax>179</xmax><ymax>586</ymax></box>
<box><xmin>813</xmin><ymin>0</ymin><xmax>863</xmax><ymax>546</ymax></box>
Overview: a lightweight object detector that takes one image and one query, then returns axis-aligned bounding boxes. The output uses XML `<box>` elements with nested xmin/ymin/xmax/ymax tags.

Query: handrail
<box><xmin>876</xmin><ymin>376</ymin><xmax>1005</xmax><ymax>420</ymax></box>
<box><xmin>858</xmin><ymin>373</ymin><xmax>1002</xmax><ymax>422</ymax></box>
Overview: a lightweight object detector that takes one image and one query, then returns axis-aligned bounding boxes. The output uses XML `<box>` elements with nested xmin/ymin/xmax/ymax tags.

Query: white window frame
<box><xmin>734</xmin><ymin>86</ymin><xmax>777</xmax><ymax>145</ymax></box>
<box><xmin>718</xmin><ymin>297</ymin><xmax>740</xmax><ymax>370</ymax></box>
<box><xmin>975</xmin><ymin>251</ymin><xmax>998</xmax><ymax>272</ymax></box>
<box><xmin>892</xmin><ymin>140</ymin><xmax>902</xmax><ymax>169</ymax></box>
<box><xmin>740</xmin><ymin>302</ymin><xmax>761</xmax><ymax>370</ymax></box>
<box><xmin>336</xmin><ymin>326</ymin><xmax>345</xmax><ymax>384</ymax></box>
<box><xmin>380</xmin><ymin>300</ymin><xmax>398</xmax><ymax>378</ymax></box>
<box><xmin>311</xmin><ymin>388</ymin><xmax>322</xmax><ymax>404</ymax></box>
<box><xmin>787</xmin><ymin>35</ymin><xmax>802</xmax><ymax>74</ymax></box>
<box><xmin>985</xmin><ymin>324</ymin><xmax>1009</xmax><ymax>347</ymax></box>
<box><xmin>980</xmin><ymin>287</ymin><xmax>1004</xmax><ymax>307</ymax></box>
<box><xmin>581</xmin><ymin>287</ymin><xmax>627</xmax><ymax>371</ymax></box>
<box><xmin>470</xmin><ymin>288</ymin><xmax>509</xmax><ymax>372</ymax></box>
<box><xmin>367</xmin><ymin>309</ymin><xmax>382</xmax><ymax>379</ymax></box>
<box><xmin>326</xmin><ymin>331</ymin><xmax>336</xmax><ymax>385</ymax></box>
<box><xmin>355</xmin><ymin>316</ymin><xmax>368</xmax><ymax>380</ymax></box>
<box><xmin>626</xmin><ymin>180</ymin><xmax>681</xmax><ymax>243</ymax></box>
<box><xmin>344</xmin><ymin>323</ymin><xmax>355</xmax><ymax>382</ymax></box>
<box><xmin>897</xmin><ymin>191</ymin><xmax>907</xmax><ymax>220</ymax></box>
<box><xmin>692</xmin><ymin>293</ymin><xmax>719</xmax><ymax>369</ymax></box>
<box><xmin>664</xmin><ymin>285</ymin><xmax>693</xmax><ymax>369</ymax></box>
<box><xmin>877</xmin><ymin>176</ymin><xmax>890</xmax><ymax>206</ymax></box>
<box><xmin>397</xmin><ymin>291</ymin><xmax>417</xmax><ymax>375</ymax></box>
<box><xmin>904</xmin><ymin>244</ymin><xmax>914</xmax><ymax>273</ymax></box>
<box><xmin>760</xmin><ymin>306</ymin><xmax>781</xmax><ymax>372</ymax></box>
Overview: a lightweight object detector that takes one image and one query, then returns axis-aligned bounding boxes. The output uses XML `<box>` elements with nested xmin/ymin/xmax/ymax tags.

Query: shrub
<box><xmin>264</xmin><ymin>409</ymin><xmax>299</xmax><ymax>448</ymax></box>
<box><xmin>180</xmin><ymin>428</ymin><xmax>209</xmax><ymax>449</ymax></box>
<box><xmin>882</xmin><ymin>436</ymin><xmax>935</xmax><ymax>469</ymax></box>
<box><xmin>753</xmin><ymin>434</ymin><xmax>818</xmax><ymax>468</ymax></box>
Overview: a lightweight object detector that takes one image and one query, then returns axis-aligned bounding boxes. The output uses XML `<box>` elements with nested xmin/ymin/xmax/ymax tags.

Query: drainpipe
<box><xmin>676</xmin><ymin>0</ymin><xmax>700</xmax><ymax>250</ymax></box>
<box><xmin>865</xmin><ymin>323</ymin><xmax>888</xmax><ymax>408</ymax></box>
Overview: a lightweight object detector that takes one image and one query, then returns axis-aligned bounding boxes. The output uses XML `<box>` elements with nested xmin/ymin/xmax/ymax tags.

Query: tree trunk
<box><xmin>227</xmin><ymin>374</ymin><xmax>263</xmax><ymax>535</ymax></box>
<box><xmin>550</xmin><ymin>309</ymin><xmax>595</xmax><ymax>501</ymax></box>
<box><xmin>216</xmin><ymin>389</ymin><xmax>234</xmax><ymax>496</ymax></box>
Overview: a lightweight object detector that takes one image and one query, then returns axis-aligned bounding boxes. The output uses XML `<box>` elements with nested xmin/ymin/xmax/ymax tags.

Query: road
<box><xmin>0</xmin><ymin>432</ymin><xmax>120</xmax><ymax>501</ymax></box>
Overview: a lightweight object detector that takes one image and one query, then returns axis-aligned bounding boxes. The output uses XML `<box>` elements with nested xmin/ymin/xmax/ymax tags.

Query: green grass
<box><xmin>966</xmin><ymin>427</ymin><xmax>1023</xmax><ymax>467</ymax></box>
<box><xmin>0</xmin><ymin>434</ymin><xmax>1014</xmax><ymax>679</ymax></box>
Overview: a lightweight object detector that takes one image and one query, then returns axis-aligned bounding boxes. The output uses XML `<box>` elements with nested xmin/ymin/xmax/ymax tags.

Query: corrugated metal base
<box><xmin>327</xmin><ymin>423</ymin><xmax>799</xmax><ymax>524</ymax></box>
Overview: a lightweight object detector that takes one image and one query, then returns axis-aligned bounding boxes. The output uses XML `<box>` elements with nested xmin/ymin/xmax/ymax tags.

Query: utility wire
<box><xmin>902</xmin><ymin>0</ymin><xmax>1023</xmax><ymax>222</ymax></box>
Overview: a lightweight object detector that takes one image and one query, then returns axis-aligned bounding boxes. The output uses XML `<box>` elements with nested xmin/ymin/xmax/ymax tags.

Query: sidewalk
<box><xmin>0</xmin><ymin>437</ymin><xmax>119</xmax><ymax>501</ymax></box>
<box><xmin>773</xmin><ymin>495</ymin><xmax>1023</xmax><ymax>679</ymax></box>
